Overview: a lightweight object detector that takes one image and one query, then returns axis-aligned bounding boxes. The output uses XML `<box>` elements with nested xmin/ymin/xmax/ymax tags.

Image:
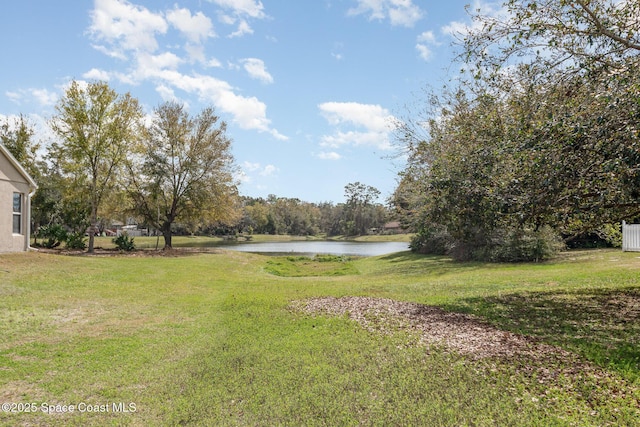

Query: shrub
<box><xmin>113</xmin><ymin>233</ymin><xmax>135</xmax><ymax>252</ymax></box>
<box><xmin>597</xmin><ymin>223</ymin><xmax>622</xmax><ymax>248</ymax></box>
<box><xmin>488</xmin><ymin>226</ymin><xmax>564</xmax><ymax>262</ymax></box>
<box><xmin>37</xmin><ymin>224</ymin><xmax>68</xmax><ymax>249</ymax></box>
<box><xmin>411</xmin><ymin>222</ymin><xmax>564</xmax><ymax>262</ymax></box>
<box><xmin>410</xmin><ymin>224</ymin><xmax>452</xmax><ymax>255</ymax></box>
<box><xmin>65</xmin><ymin>232</ymin><xmax>87</xmax><ymax>250</ymax></box>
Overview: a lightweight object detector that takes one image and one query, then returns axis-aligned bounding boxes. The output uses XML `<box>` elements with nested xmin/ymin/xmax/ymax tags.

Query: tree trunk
<box><xmin>88</xmin><ymin>227</ymin><xmax>95</xmax><ymax>253</ymax></box>
<box><xmin>161</xmin><ymin>221</ymin><xmax>172</xmax><ymax>250</ymax></box>
<box><xmin>88</xmin><ymin>195</ymin><xmax>97</xmax><ymax>253</ymax></box>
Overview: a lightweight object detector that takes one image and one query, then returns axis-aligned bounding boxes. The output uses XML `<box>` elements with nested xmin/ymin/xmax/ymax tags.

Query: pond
<box><xmin>221</xmin><ymin>240</ymin><xmax>409</xmax><ymax>257</ymax></box>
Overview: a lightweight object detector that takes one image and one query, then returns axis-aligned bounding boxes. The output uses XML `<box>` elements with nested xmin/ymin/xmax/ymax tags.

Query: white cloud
<box><xmin>348</xmin><ymin>0</ymin><xmax>423</xmax><ymax>27</ymax></box>
<box><xmin>208</xmin><ymin>0</ymin><xmax>266</xmax><ymax>19</ymax></box>
<box><xmin>29</xmin><ymin>88</ymin><xmax>58</xmax><ymax>107</ymax></box>
<box><xmin>241</xmin><ymin>58</ymin><xmax>273</xmax><ymax>84</ymax></box>
<box><xmin>415</xmin><ymin>31</ymin><xmax>439</xmax><ymax>61</ymax></box>
<box><xmin>417</xmin><ymin>30</ymin><xmax>436</xmax><ymax>44</ymax></box>
<box><xmin>241</xmin><ymin>161</ymin><xmax>278</xmax><ymax>179</ymax></box>
<box><xmin>317</xmin><ymin>151</ymin><xmax>342</xmax><ymax>160</ymax></box>
<box><xmin>319</xmin><ymin>101</ymin><xmax>394</xmax><ymax>133</ymax></box>
<box><xmin>83</xmin><ymin>68</ymin><xmax>112</xmax><ymax>81</ymax></box>
<box><xmin>4</xmin><ymin>88</ymin><xmax>57</xmax><ymax>107</ymax></box>
<box><xmin>86</xmin><ymin>0</ymin><xmax>285</xmax><ymax>140</ymax></box>
<box><xmin>208</xmin><ymin>0</ymin><xmax>267</xmax><ymax>37</ymax></box>
<box><xmin>155</xmin><ymin>84</ymin><xmax>179</xmax><ymax>102</ymax></box>
<box><xmin>318</xmin><ymin>101</ymin><xmax>397</xmax><ymax>150</ymax></box>
<box><xmin>166</xmin><ymin>7</ymin><xmax>214</xmax><ymax>43</ymax></box>
<box><xmin>235</xmin><ymin>169</ymin><xmax>251</xmax><ymax>183</ymax></box>
<box><xmin>137</xmin><ymin>52</ymin><xmax>183</xmax><ymax>75</ymax></box>
<box><xmin>415</xmin><ymin>44</ymin><xmax>432</xmax><ymax>61</ymax></box>
<box><xmin>228</xmin><ymin>19</ymin><xmax>254</xmax><ymax>38</ymax></box>
<box><xmin>5</xmin><ymin>91</ymin><xmax>21</xmax><ymax>104</ymax></box>
<box><xmin>88</xmin><ymin>0</ymin><xmax>168</xmax><ymax>57</ymax></box>
<box><xmin>261</xmin><ymin>164</ymin><xmax>277</xmax><ymax>176</ymax></box>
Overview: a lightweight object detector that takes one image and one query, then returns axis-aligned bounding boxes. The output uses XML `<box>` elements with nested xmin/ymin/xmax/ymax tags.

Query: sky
<box><xmin>0</xmin><ymin>0</ymin><xmax>479</xmax><ymax>204</ymax></box>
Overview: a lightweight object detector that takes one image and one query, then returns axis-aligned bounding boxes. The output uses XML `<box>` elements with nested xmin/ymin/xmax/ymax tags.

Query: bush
<box><xmin>409</xmin><ymin>224</ymin><xmax>451</xmax><ymax>255</ymax></box>
<box><xmin>488</xmin><ymin>226</ymin><xmax>564</xmax><ymax>262</ymax></box>
<box><xmin>65</xmin><ymin>232</ymin><xmax>87</xmax><ymax>250</ymax></box>
<box><xmin>597</xmin><ymin>223</ymin><xmax>622</xmax><ymax>248</ymax></box>
<box><xmin>411</xmin><ymin>222</ymin><xmax>564</xmax><ymax>262</ymax></box>
<box><xmin>113</xmin><ymin>233</ymin><xmax>135</xmax><ymax>252</ymax></box>
<box><xmin>37</xmin><ymin>224</ymin><xmax>68</xmax><ymax>249</ymax></box>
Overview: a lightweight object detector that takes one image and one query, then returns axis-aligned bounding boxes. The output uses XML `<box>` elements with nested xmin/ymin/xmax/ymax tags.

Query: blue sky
<box><xmin>0</xmin><ymin>0</ymin><xmax>477</xmax><ymax>204</ymax></box>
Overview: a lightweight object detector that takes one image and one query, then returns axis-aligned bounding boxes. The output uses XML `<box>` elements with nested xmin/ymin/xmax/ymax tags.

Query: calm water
<box><xmin>222</xmin><ymin>240</ymin><xmax>409</xmax><ymax>257</ymax></box>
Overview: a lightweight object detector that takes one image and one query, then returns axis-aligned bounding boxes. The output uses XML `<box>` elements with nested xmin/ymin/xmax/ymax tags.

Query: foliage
<box><xmin>342</xmin><ymin>182</ymin><xmax>385</xmax><ymax>236</ymax></box>
<box><xmin>35</xmin><ymin>224</ymin><xmax>67</xmax><ymax>249</ymax></box>
<box><xmin>487</xmin><ymin>226</ymin><xmax>565</xmax><ymax>263</ymax></box>
<box><xmin>409</xmin><ymin>224</ymin><xmax>451</xmax><ymax>255</ymax></box>
<box><xmin>127</xmin><ymin>102</ymin><xmax>239</xmax><ymax>250</ymax></box>
<box><xmin>0</xmin><ymin>114</ymin><xmax>41</xmax><ymax>179</ymax></box>
<box><xmin>395</xmin><ymin>10</ymin><xmax>640</xmax><ymax>261</ymax></box>
<box><xmin>394</xmin><ymin>0</ymin><xmax>640</xmax><ymax>261</ymax></box>
<box><xmin>462</xmin><ymin>0</ymin><xmax>640</xmax><ymax>79</ymax></box>
<box><xmin>113</xmin><ymin>233</ymin><xmax>135</xmax><ymax>252</ymax></box>
<box><xmin>239</xmin><ymin>183</ymin><xmax>388</xmax><ymax>238</ymax></box>
<box><xmin>64</xmin><ymin>231</ymin><xmax>87</xmax><ymax>250</ymax></box>
<box><xmin>49</xmin><ymin>80</ymin><xmax>143</xmax><ymax>253</ymax></box>
<box><xmin>596</xmin><ymin>223</ymin><xmax>623</xmax><ymax>248</ymax></box>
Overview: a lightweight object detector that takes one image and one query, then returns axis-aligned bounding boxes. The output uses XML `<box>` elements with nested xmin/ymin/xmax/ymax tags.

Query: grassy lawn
<box><xmin>0</xmin><ymin>248</ymin><xmax>638</xmax><ymax>425</ymax></box>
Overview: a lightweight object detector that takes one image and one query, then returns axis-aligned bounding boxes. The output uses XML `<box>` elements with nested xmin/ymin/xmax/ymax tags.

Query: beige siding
<box><xmin>0</xmin><ymin>153</ymin><xmax>32</xmax><ymax>252</ymax></box>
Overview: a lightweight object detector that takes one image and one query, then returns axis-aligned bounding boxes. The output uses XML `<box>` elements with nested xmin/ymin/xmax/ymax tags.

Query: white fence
<box><xmin>622</xmin><ymin>221</ymin><xmax>640</xmax><ymax>252</ymax></box>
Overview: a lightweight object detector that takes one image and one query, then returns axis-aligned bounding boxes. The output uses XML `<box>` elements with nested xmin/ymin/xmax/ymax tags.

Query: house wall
<box><xmin>0</xmin><ymin>153</ymin><xmax>32</xmax><ymax>252</ymax></box>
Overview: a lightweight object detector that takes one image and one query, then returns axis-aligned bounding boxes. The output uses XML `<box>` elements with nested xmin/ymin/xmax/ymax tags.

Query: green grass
<box><xmin>264</xmin><ymin>255</ymin><xmax>360</xmax><ymax>276</ymax></box>
<box><xmin>0</xmin><ymin>248</ymin><xmax>638</xmax><ymax>426</ymax></box>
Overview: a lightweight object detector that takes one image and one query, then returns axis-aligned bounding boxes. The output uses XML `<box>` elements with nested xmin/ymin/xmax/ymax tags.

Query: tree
<box><xmin>461</xmin><ymin>0</ymin><xmax>640</xmax><ymax>79</ymax></box>
<box><xmin>395</xmin><ymin>62</ymin><xmax>640</xmax><ymax>260</ymax></box>
<box><xmin>343</xmin><ymin>182</ymin><xmax>383</xmax><ymax>235</ymax></box>
<box><xmin>128</xmin><ymin>102</ymin><xmax>239</xmax><ymax>249</ymax></box>
<box><xmin>50</xmin><ymin>81</ymin><xmax>143</xmax><ymax>252</ymax></box>
<box><xmin>0</xmin><ymin>114</ymin><xmax>41</xmax><ymax>178</ymax></box>
<box><xmin>392</xmin><ymin>0</ymin><xmax>640</xmax><ymax>261</ymax></box>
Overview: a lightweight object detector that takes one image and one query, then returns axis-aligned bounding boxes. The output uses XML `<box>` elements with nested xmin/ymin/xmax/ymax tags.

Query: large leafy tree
<box><xmin>50</xmin><ymin>80</ymin><xmax>142</xmax><ymax>252</ymax></box>
<box><xmin>462</xmin><ymin>0</ymin><xmax>640</xmax><ymax>78</ymax></box>
<box><xmin>343</xmin><ymin>182</ymin><xmax>383</xmax><ymax>236</ymax></box>
<box><xmin>394</xmin><ymin>0</ymin><xmax>640</xmax><ymax>261</ymax></box>
<box><xmin>128</xmin><ymin>102</ymin><xmax>239</xmax><ymax>249</ymax></box>
<box><xmin>396</xmin><ymin>63</ymin><xmax>640</xmax><ymax>260</ymax></box>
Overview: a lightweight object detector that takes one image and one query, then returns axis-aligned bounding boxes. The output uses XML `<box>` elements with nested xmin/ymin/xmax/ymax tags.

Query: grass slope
<box><xmin>0</xmin><ymin>249</ymin><xmax>638</xmax><ymax>426</ymax></box>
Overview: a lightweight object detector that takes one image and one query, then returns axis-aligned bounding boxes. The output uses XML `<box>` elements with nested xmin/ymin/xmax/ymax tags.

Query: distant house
<box><xmin>383</xmin><ymin>221</ymin><xmax>405</xmax><ymax>234</ymax></box>
<box><xmin>0</xmin><ymin>144</ymin><xmax>37</xmax><ymax>252</ymax></box>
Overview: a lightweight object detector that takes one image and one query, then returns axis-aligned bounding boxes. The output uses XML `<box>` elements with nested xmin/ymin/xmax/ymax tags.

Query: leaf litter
<box><xmin>291</xmin><ymin>296</ymin><xmax>640</xmax><ymax>414</ymax></box>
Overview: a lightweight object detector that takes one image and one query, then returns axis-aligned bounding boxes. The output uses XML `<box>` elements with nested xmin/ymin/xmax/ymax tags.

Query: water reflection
<box><xmin>223</xmin><ymin>241</ymin><xmax>409</xmax><ymax>257</ymax></box>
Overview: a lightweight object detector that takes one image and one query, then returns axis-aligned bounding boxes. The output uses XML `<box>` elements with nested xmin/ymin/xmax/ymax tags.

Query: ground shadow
<box><xmin>444</xmin><ymin>287</ymin><xmax>640</xmax><ymax>380</ymax></box>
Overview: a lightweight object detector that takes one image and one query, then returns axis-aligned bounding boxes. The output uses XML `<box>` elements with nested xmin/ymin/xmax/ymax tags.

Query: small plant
<box><xmin>65</xmin><ymin>232</ymin><xmax>87</xmax><ymax>250</ymax></box>
<box><xmin>113</xmin><ymin>233</ymin><xmax>136</xmax><ymax>252</ymax></box>
<box><xmin>37</xmin><ymin>224</ymin><xmax>68</xmax><ymax>249</ymax></box>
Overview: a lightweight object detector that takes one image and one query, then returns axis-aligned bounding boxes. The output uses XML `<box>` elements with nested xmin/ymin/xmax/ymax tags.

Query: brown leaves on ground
<box><xmin>292</xmin><ymin>296</ymin><xmax>640</xmax><ymax>408</ymax></box>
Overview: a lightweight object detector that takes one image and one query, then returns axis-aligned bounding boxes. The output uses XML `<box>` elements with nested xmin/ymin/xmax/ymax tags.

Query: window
<box><xmin>13</xmin><ymin>193</ymin><xmax>22</xmax><ymax>234</ymax></box>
